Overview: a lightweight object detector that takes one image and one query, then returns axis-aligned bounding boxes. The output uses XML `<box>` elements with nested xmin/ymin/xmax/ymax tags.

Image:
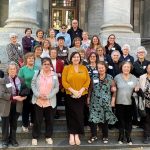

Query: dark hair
<box><xmin>61</xmin><ymin>24</ymin><xmax>67</xmax><ymax>28</ymax></box>
<box><xmin>72</xmin><ymin>37</ymin><xmax>81</xmax><ymax>47</ymax></box>
<box><xmin>90</xmin><ymin>35</ymin><xmax>101</xmax><ymax>48</ymax></box>
<box><xmin>36</xmin><ymin>29</ymin><xmax>44</xmax><ymax>37</ymax></box>
<box><xmin>57</xmin><ymin>36</ymin><xmax>65</xmax><ymax>41</ymax></box>
<box><xmin>25</xmin><ymin>28</ymin><xmax>32</xmax><ymax>34</ymax></box>
<box><xmin>97</xmin><ymin>61</ymin><xmax>108</xmax><ymax>71</ymax></box>
<box><xmin>50</xmin><ymin>47</ymin><xmax>58</xmax><ymax>56</ymax></box>
<box><xmin>41</xmin><ymin>57</ymin><xmax>53</xmax><ymax>66</ymax></box>
<box><xmin>106</xmin><ymin>34</ymin><xmax>116</xmax><ymax>48</ymax></box>
<box><xmin>70</xmin><ymin>52</ymin><xmax>81</xmax><ymax>64</ymax></box>
<box><xmin>87</xmin><ymin>52</ymin><xmax>99</xmax><ymax>64</ymax></box>
<box><xmin>120</xmin><ymin>61</ymin><xmax>133</xmax><ymax>73</ymax></box>
<box><xmin>34</xmin><ymin>45</ymin><xmax>42</xmax><ymax>52</ymax></box>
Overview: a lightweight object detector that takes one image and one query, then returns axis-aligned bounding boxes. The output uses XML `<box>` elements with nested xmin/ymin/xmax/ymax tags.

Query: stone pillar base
<box><xmin>100</xmin><ymin>24</ymin><xmax>133</xmax><ymax>33</ymax></box>
<box><xmin>4</xmin><ymin>18</ymin><xmax>39</xmax><ymax>29</ymax></box>
<box><xmin>100</xmin><ymin>32</ymin><xmax>141</xmax><ymax>58</ymax></box>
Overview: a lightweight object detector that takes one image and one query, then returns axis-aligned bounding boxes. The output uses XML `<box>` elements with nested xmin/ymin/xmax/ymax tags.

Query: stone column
<box><xmin>5</xmin><ymin>0</ymin><xmax>38</xmax><ymax>29</ymax></box>
<box><xmin>101</xmin><ymin>0</ymin><xmax>133</xmax><ymax>33</ymax></box>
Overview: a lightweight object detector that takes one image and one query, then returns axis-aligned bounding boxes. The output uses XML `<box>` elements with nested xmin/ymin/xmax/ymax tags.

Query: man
<box><xmin>56</xmin><ymin>36</ymin><xmax>69</xmax><ymax>65</ymax></box>
<box><xmin>56</xmin><ymin>24</ymin><xmax>71</xmax><ymax>48</ymax></box>
<box><xmin>67</xmin><ymin>19</ymin><xmax>83</xmax><ymax>47</ymax></box>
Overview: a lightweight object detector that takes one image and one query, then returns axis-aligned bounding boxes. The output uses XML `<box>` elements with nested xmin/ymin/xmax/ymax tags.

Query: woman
<box><xmin>81</xmin><ymin>32</ymin><xmax>91</xmax><ymax>51</ymax></box>
<box><xmin>107</xmin><ymin>50</ymin><xmax>122</xmax><ymax>78</ymax></box>
<box><xmin>139</xmin><ymin>63</ymin><xmax>150</xmax><ymax>144</ymax></box>
<box><xmin>115</xmin><ymin>61</ymin><xmax>138</xmax><ymax>145</ymax></box>
<box><xmin>18</xmin><ymin>52</ymin><xmax>36</xmax><ymax>132</ymax></box>
<box><xmin>105</xmin><ymin>34</ymin><xmax>122</xmax><ymax>56</ymax></box>
<box><xmin>120</xmin><ymin>44</ymin><xmax>134</xmax><ymax>64</ymax></box>
<box><xmin>47</xmin><ymin>28</ymin><xmax>57</xmax><ymax>47</ymax></box>
<box><xmin>31</xmin><ymin>57</ymin><xmax>59</xmax><ymax>146</ymax></box>
<box><xmin>40</xmin><ymin>39</ymin><xmax>51</xmax><ymax>58</ymax></box>
<box><xmin>133</xmin><ymin>46</ymin><xmax>149</xmax><ymax>78</ymax></box>
<box><xmin>68</xmin><ymin>37</ymin><xmax>82</xmax><ymax>59</ymax></box>
<box><xmin>62</xmin><ymin>52</ymin><xmax>90</xmax><ymax>145</ymax></box>
<box><xmin>86</xmin><ymin>35</ymin><xmax>101</xmax><ymax>58</ymax></box>
<box><xmin>96</xmin><ymin>46</ymin><xmax>110</xmax><ymax>63</ymax></box>
<box><xmin>34</xmin><ymin>45</ymin><xmax>42</xmax><ymax>70</ymax></box>
<box><xmin>32</xmin><ymin>29</ymin><xmax>44</xmax><ymax>50</ymax></box>
<box><xmin>88</xmin><ymin>61</ymin><xmax>117</xmax><ymax>144</ymax></box>
<box><xmin>50</xmin><ymin>48</ymin><xmax>64</xmax><ymax>118</ymax></box>
<box><xmin>0</xmin><ymin>62</ymin><xmax>27</xmax><ymax>148</ymax></box>
<box><xmin>6</xmin><ymin>33</ymin><xmax>24</xmax><ymax>67</ymax></box>
<box><xmin>22</xmin><ymin>28</ymin><xmax>34</xmax><ymax>54</ymax></box>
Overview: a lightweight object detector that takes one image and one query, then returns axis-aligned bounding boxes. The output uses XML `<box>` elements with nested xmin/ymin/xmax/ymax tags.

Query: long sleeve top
<box><xmin>62</xmin><ymin>64</ymin><xmax>90</xmax><ymax>95</ymax></box>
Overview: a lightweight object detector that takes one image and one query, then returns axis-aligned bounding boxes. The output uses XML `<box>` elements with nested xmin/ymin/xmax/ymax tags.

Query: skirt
<box><xmin>65</xmin><ymin>94</ymin><xmax>86</xmax><ymax>134</ymax></box>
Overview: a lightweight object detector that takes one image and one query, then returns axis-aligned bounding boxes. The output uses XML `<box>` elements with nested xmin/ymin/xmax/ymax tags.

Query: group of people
<box><xmin>0</xmin><ymin>19</ymin><xmax>150</xmax><ymax>148</ymax></box>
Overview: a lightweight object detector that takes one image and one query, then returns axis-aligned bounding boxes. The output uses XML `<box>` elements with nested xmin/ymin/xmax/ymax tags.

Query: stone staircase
<box><xmin>0</xmin><ymin>106</ymin><xmax>150</xmax><ymax>150</ymax></box>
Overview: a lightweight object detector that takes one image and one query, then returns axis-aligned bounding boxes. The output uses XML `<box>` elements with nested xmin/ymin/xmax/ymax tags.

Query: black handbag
<box><xmin>19</xmin><ymin>83</ymin><xmax>30</xmax><ymax>97</ymax></box>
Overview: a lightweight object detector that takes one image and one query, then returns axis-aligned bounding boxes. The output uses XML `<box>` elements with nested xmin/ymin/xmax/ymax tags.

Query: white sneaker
<box><xmin>22</xmin><ymin>126</ymin><xmax>29</xmax><ymax>132</ymax></box>
<box><xmin>128</xmin><ymin>141</ymin><xmax>133</xmax><ymax>145</ymax></box>
<box><xmin>118</xmin><ymin>141</ymin><xmax>123</xmax><ymax>144</ymax></box>
<box><xmin>32</xmin><ymin>139</ymin><xmax>37</xmax><ymax>146</ymax></box>
<box><xmin>46</xmin><ymin>138</ymin><xmax>53</xmax><ymax>144</ymax></box>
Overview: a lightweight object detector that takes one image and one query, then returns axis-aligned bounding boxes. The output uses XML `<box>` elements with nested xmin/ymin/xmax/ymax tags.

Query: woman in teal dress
<box><xmin>88</xmin><ymin>61</ymin><xmax>117</xmax><ymax>144</ymax></box>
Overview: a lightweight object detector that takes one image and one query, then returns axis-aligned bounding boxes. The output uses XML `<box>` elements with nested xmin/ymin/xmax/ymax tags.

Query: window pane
<box><xmin>52</xmin><ymin>0</ymin><xmax>76</xmax><ymax>7</ymax></box>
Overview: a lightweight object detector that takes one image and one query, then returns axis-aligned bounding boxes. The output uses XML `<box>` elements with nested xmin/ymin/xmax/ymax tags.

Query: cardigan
<box><xmin>62</xmin><ymin>64</ymin><xmax>90</xmax><ymax>95</ymax></box>
<box><xmin>31</xmin><ymin>71</ymin><xmax>59</xmax><ymax>108</ymax></box>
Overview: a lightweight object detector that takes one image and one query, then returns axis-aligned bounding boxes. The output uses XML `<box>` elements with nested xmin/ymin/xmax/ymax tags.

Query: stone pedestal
<box><xmin>5</xmin><ymin>0</ymin><xmax>38</xmax><ymax>29</ymax></box>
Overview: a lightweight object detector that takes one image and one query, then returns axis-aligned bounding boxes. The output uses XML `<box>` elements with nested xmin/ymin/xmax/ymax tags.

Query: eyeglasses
<box><xmin>43</xmin><ymin>63</ymin><xmax>50</xmax><ymax>66</ymax></box>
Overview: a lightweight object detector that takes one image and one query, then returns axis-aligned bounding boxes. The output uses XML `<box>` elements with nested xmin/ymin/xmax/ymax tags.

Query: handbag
<box><xmin>138</xmin><ymin>96</ymin><xmax>146</xmax><ymax>117</ymax></box>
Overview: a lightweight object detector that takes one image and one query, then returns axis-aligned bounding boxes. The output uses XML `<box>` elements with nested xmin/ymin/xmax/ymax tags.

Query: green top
<box><xmin>18</xmin><ymin>66</ymin><xmax>37</xmax><ymax>88</ymax></box>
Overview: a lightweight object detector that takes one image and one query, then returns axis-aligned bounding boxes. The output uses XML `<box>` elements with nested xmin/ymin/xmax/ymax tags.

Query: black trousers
<box><xmin>89</xmin><ymin>122</ymin><xmax>108</xmax><ymax>138</ymax></box>
<box><xmin>1</xmin><ymin>103</ymin><xmax>19</xmax><ymax>142</ymax></box>
<box><xmin>144</xmin><ymin>107</ymin><xmax>150</xmax><ymax>137</ymax></box>
<box><xmin>65</xmin><ymin>95</ymin><xmax>86</xmax><ymax>134</ymax></box>
<box><xmin>32</xmin><ymin>104</ymin><xmax>54</xmax><ymax>139</ymax></box>
<box><xmin>22</xmin><ymin>91</ymin><xmax>34</xmax><ymax>127</ymax></box>
<box><xmin>116</xmin><ymin>104</ymin><xmax>132</xmax><ymax>137</ymax></box>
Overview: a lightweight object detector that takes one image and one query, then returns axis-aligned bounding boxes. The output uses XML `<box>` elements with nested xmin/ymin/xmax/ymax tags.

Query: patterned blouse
<box><xmin>144</xmin><ymin>78</ymin><xmax>150</xmax><ymax>108</ymax></box>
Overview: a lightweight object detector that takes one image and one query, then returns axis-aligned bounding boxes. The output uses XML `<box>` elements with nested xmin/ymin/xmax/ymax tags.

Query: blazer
<box><xmin>31</xmin><ymin>71</ymin><xmax>59</xmax><ymax>108</ymax></box>
<box><xmin>0</xmin><ymin>76</ymin><xmax>24</xmax><ymax>117</ymax></box>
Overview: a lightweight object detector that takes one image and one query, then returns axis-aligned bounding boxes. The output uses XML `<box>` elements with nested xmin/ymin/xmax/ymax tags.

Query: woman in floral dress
<box><xmin>88</xmin><ymin>61</ymin><xmax>117</xmax><ymax>144</ymax></box>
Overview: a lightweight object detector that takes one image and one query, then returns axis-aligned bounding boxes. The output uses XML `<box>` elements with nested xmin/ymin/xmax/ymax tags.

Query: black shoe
<box><xmin>143</xmin><ymin>137</ymin><xmax>149</xmax><ymax>144</ymax></box>
<box><xmin>2</xmin><ymin>141</ymin><xmax>8</xmax><ymax>148</ymax></box>
<box><xmin>88</xmin><ymin>136</ymin><xmax>98</xmax><ymax>144</ymax></box>
<box><xmin>9</xmin><ymin>140</ymin><xmax>19</xmax><ymax>147</ymax></box>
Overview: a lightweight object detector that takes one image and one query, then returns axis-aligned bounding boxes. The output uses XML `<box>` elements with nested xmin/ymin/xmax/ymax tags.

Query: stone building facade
<box><xmin>0</xmin><ymin>0</ymin><xmax>149</xmax><ymax>65</ymax></box>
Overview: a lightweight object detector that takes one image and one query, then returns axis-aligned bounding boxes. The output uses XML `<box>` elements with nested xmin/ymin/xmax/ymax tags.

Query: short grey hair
<box><xmin>9</xmin><ymin>33</ymin><xmax>18</xmax><ymax>38</ymax></box>
<box><xmin>7</xmin><ymin>61</ymin><xmax>19</xmax><ymax>73</ymax></box>
<box><xmin>111</xmin><ymin>50</ymin><xmax>121</xmax><ymax>59</ymax></box>
<box><xmin>122</xmin><ymin>44</ymin><xmax>131</xmax><ymax>52</ymax></box>
<box><xmin>136</xmin><ymin>46</ymin><xmax>147</xmax><ymax>56</ymax></box>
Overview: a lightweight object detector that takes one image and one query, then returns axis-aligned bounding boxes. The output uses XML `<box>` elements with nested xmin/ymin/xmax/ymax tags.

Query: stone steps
<box><xmin>0</xmin><ymin>138</ymin><xmax>149</xmax><ymax>150</ymax></box>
